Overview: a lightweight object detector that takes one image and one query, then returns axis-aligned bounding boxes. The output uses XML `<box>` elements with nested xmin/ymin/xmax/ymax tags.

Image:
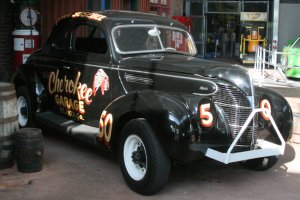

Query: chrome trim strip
<box><xmin>65</xmin><ymin>60</ymin><xmax>111</xmax><ymax>69</ymax></box>
<box><xmin>44</xmin><ymin>59</ymin><xmax>217</xmax><ymax>90</ymax></box>
<box><xmin>192</xmin><ymin>92</ymin><xmax>217</xmax><ymax>96</ymax></box>
<box><xmin>248</xmin><ymin>71</ymin><xmax>255</xmax><ymax>110</ymax></box>
<box><xmin>117</xmin><ymin>68</ymin><xmax>218</xmax><ymax>87</ymax></box>
<box><xmin>124</xmin><ymin>74</ymin><xmax>153</xmax><ymax>85</ymax></box>
<box><xmin>247</xmin><ymin>70</ymin><xmax>256</xmax><ymax>144</ymax></box>
<box><xmin>117</xmin><ymin>66</ymin><xmax>128</xmax><ymax>94</ymax></box>
<box><xmin>37</xmin><ymin>57</ymin><xmax>62</xmax><ymax>62</ymax></box>
<box><xmin>229</xmin><ymin>124</ymin><xmax>252</xmax><ymax>128</ymax></box>
<box><xmin>194</xmin><ymin>73</ymin><xmax>217</xmax><ymax>80</ymax></box>
<box><xmin>215</xmin><ymin>102</ymin><xmax>252</xmax><ymax>109</ymax></box>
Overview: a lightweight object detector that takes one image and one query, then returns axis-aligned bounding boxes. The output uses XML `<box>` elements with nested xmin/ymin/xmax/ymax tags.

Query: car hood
<box><xmin>120</xmin><ymin>54</ymin><xmax>253</xmax><ymax>95</ymax></box>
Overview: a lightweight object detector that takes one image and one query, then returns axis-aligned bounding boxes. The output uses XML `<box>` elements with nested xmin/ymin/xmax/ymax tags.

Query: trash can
<box><xmin>15</xmin><ymin>128</ymin><xmax>44</xmax><ymax>173</ymax></box>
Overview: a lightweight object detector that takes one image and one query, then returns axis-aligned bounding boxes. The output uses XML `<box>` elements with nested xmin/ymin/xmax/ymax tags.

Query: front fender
<box><xmin>255</xmin><ymin>86</ymin><xmax>293</xmax><ymax>141</ymax></box>
<box><xmin>108</xmin><ymin>90</ymin><xmax>192</xmax><ymax>141</ymax></box>
<box><xmin>105</xmin><ymin>90</ymin><xmax>193</xmax><ymax>157</ymax></box>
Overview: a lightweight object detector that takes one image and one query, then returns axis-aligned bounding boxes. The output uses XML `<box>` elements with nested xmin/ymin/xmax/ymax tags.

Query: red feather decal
<box><xmin>93</xmin><ymin>69</ymin><xmax>109</xmax><ymax>96</ymax></box>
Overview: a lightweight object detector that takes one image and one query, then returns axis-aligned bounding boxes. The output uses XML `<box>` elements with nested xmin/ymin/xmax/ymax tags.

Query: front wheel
<box><xmin>119</xmin><ymin>119</ymin><xmax>170</xmax><ymax>195</ymax></box>
<box><xmin>241</xmin><ymin>156</ymin><xmax>279</xmax><ymax>171</ymax></box>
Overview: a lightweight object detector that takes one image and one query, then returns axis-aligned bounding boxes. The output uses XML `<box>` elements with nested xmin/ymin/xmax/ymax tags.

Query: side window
<box><xmin>73</xmin><ymin>24</ymin><xmax>108</xmax><ymax>54</ymax></box>
<box><xmin>51</xmin><ymin>24</ymin><xmax>70</xmax><ymax>50</ymax></box>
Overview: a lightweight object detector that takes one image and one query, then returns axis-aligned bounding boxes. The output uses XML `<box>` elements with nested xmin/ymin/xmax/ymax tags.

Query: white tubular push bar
<box><xmin>205</xmin><ymin>108</ymin><xmax>285</xmax><ymax>164</ymax></box>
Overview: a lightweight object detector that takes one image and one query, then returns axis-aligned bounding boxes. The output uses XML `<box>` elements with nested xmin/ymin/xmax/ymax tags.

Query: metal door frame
<box><xmin>186</xmin><ymin>0</ymin><xmax>271</xmax><ymax>58</ymax></box>
<box><xmin>187</xmin><ymin>0</ymin><xmax>206</xmax><ymax>57</ymax></box>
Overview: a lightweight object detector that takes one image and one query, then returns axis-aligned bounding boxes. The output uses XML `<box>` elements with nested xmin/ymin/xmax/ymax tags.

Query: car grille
<box><xmin>213</xmin><ymin>83</ymin><xmax>257</xmax><ymax>151</ymax></box>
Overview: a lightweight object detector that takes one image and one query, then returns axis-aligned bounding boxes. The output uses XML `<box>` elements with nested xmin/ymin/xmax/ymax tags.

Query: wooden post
<box><xmin>0</xmin><ymin>0</ymin><xmax>14</xmax><ymax>81</ymax></box>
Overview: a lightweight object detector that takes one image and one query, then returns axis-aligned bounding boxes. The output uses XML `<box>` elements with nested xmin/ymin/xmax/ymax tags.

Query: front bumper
<box><xmin>202</xmin><ymin>108</ymin><xmax>285</xmax><ymax>164</ymax></box>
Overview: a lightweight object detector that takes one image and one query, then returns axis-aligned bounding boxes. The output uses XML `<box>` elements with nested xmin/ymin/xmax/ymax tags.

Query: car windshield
<box><xmin>112</xmin><ymin>25</ymin><xmax>197</xmax><ymax>56</ymax></box>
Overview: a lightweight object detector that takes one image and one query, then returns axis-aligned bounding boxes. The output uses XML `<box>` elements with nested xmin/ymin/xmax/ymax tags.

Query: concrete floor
<box><xmin>0</xmin><ymin>131</ymin><xmax>299</xmax><ymax>200</ymax></box>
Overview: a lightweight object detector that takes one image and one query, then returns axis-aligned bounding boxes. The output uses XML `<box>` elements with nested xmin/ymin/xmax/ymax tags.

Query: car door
<box><xmin>62</xmin><ymin>21</ymin><xmax>113</xmax><ymax>123</ymax></box>
<box><xmin>36</xmin><ymin>20</ymin><xmax>71</xmax><ymax>113</ymax></box>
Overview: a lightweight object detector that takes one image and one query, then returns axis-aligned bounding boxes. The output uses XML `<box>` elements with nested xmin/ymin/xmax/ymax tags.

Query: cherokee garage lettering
<box><xmin>55</xmin><ymin>95</ymin><xmax>85</xmax><ymax>114</ymax></box>
<box><xmin>48</xmin><ymin>69</ymin><xmax>109</xmax><ymax>120</ymax></box>
<box><xmin>48</xmin><ymin>70</ymin><xmax>93</xmax><ymax>104</ymax></box>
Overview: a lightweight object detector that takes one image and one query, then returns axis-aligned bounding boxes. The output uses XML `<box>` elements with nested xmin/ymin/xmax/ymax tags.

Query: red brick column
<box><xmin>38</xmin><ymin>0</ymin><xmax>87</xmax><ymax>46</ymax></box>
<box><xmin>112</xmin><ymin>0</ymin><xmax>121</xmax><ymax>10</ymax></box>
<box><xmin>0</xmin><ymin>0</ymin><xmax>14</xmax><ymax>81</ymax></box>
<box><xmin>138</xmin><ymin>0</ymin><xmax>150</xmax><ymax>13</ymax></box>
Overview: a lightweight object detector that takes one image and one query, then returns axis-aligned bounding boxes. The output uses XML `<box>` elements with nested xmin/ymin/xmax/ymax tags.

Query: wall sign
<box><xmin>240</xmin><ymin>12</ymin><xmax>267</xmax><ymax>22</ymax></box>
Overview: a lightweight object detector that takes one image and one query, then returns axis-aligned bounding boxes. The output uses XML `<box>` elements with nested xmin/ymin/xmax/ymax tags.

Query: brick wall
<box><xmin>0</xmin><ymin>0</ymin><xmax>14</xmax><ymax>82</ymax></box>
<box><xmin>38</xmin><ymin>0</ymin><xmax>87</xmax><ymax>46</ymax></box>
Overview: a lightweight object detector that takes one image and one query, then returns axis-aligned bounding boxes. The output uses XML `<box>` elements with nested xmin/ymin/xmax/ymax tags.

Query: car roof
<box><xmin>58</xmin><ymin>10</ymin><xmax>187</xmax><ymax>30</ymax></box>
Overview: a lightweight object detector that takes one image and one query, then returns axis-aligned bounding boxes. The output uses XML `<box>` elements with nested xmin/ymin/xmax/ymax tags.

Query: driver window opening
<box><xmin>73</xmin><ymin>24</ymin><xmax>108</xmax><ymax>54</ymax></box>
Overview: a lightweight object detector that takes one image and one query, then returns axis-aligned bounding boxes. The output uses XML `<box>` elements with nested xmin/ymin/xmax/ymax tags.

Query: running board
<box><xmin>205</xmin><ymin>108</ymin><xmax>285</xmax><ymax>164</ymax></box>
<box><xmin>35</xmin><ymin>111</ymin><xmax>99</xmax><ymax>145</ymax></box>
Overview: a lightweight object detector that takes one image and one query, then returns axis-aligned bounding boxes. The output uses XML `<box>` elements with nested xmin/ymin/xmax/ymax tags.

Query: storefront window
<box><xmin>122</xmin><ymin>0</ymin><xmax>137</xmax><ymax>11</ymax></box>
<box><xmin>243</xmin><ymin>2</ymin><xmax>268</xmax><ymax>12</ymax></box>
<box><xmin>105</xmin><ymin>0</ymin><xmax>111</xmax><ymax>9</ymax></box>
<box><xmin>150</xmin><ymin>0</ymin><xmax>170</xmax><ymax>17</ymax></box>
<box><xmin>88</xmin><ymin>0</ymin><xmax>111</xmax><ymax>10</ymax></box>
<box><xmin>190</xmin><ymin>1</ymin><xmax>203</xmax><ymax>15</ymax></box>
<box><xmin>207</xmin><ymin>2</ymin><xmax>239</xmax><ymax>14</ymax></box>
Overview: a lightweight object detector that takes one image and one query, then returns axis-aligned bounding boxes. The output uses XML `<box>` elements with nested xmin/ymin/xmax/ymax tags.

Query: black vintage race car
<box><xmin>14</xmin><ymin>11</ymin><xmax>293</xmax><ymax>195</ymax></box>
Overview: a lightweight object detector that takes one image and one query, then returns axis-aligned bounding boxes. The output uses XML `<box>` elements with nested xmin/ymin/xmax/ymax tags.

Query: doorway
<box><xmin>206</xmin><ymin>13</ymin><xmax>239</xmax><ymax>59</ymax></box>
<box><xmin>188</xmin><ymin>0</ymin><xmax>240</xmax><ymax>58</ymax></box>
<box><xmin>189</xmin><ymin>0</ymin><xmax>205</xmax><ymax>58</ymax></box>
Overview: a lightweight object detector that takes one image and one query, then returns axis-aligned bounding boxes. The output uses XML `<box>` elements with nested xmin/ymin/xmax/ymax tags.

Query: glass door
<box><xmin>189</xmin><ymin>0</ymin><xmax>205</xmax><ymax>58</ymax></box>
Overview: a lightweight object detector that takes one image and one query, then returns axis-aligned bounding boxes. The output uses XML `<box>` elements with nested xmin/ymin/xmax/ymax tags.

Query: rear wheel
<box><xmin>16</xmin><ymin>86</ymin><xmax>33</xmax><ymax>127</ymax></box>
<box><xmin>119</xmin><ymin>119</ymin><xmax>170</xmax><ymax>195</ymax></box>
<box><xmin>241</xmin><ymin>156</ymin><xmax>279</xmax><ymax>171</ymax></box>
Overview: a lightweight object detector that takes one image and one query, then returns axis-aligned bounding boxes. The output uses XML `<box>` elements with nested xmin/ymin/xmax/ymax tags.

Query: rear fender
<box><xmin>14</xmin><ymin>64</ymin><xmax>41</xmax><ymax>112</ymax></box>
<box><xmin>14</xmin><ymin>64</ymin><xmax>31</xmax><ymax>89</ymax></box>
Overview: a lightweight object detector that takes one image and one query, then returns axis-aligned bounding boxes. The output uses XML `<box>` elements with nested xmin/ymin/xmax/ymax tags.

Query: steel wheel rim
<box><xmin>17</xmin><ymin>96</ymin><xmax>28</xmax><ymax>127</ymax></box>
<box><xmin>123</xmin><ymin>134</ymin><xmax>147</xmax><ymax>181</ymax></box>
